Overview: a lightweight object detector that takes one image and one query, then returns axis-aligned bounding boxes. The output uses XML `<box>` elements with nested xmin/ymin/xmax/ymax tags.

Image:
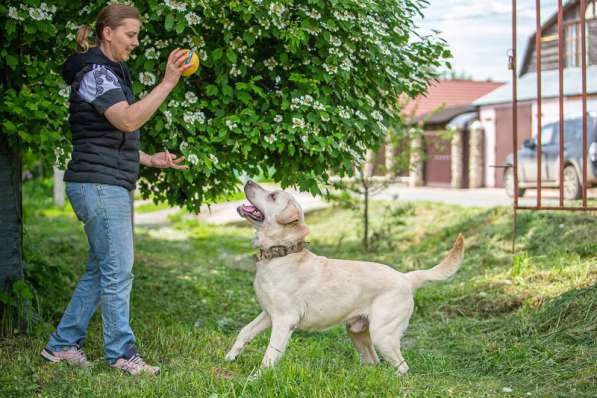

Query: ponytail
<box><xmin>75</xmin><ymin>25</ymin><xmax>94</xmax><ymax>52</ymax></box>
<box><xmin>75</xmin><ymin>5</ymin><xmax>141</xmax><ymax>53</ymax></box>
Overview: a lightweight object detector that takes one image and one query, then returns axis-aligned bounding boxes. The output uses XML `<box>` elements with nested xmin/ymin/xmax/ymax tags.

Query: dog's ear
<box><xmin>276</xmin><ymin>202</ymin><xmax>300</xmax><ymax>225</ymax></box>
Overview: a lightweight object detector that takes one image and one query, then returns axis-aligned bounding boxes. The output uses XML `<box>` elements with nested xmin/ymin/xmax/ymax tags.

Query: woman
<box><xmin>42</xmin><ymin>4</ymin><xmax>191</xmax><ymax>375</ymax></box>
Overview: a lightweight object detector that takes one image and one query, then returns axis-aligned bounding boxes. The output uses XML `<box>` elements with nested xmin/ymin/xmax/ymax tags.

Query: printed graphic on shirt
<box><xmin>77</xmin><ymin>65</ymin><xmax>127</xmax><ymax>114</ymax></box>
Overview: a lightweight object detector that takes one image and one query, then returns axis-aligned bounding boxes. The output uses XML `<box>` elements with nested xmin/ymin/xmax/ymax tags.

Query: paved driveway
<box><xmin>134</xmin><ymin>185</ymin><xmax>596</xmax><ymax>226</ymax></box>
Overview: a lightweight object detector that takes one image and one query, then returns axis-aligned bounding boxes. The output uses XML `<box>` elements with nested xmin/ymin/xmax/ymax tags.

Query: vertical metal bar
<box><xmin>558</xmin><ymin>0</ymin><xmax>565</xmax><ymax>206</ymax></box>
<box><xmin>512</xmin><ymin>0</ymin><xmax>518</xmax><ymax>254</ymax></box>
<box><xmin>536</xmin><ymin>0</ymin><xmax>543</xmax><ymax>208</ymax></box>
<box><xmin>581</xmin><ymin>0</ymin><xmax>588</xmax><ymax>208</ymax></box>
<box><xmin>513</xmin><ymin>0</ymin><xmax>519</xmax><ymax>211</ymax></box>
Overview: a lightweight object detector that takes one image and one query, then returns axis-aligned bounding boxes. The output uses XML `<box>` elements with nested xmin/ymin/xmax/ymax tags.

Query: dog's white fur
<box><xmin>225</xmin><ymin>181</ymin><xmax>465</xmax><ymax>375</ymax></box>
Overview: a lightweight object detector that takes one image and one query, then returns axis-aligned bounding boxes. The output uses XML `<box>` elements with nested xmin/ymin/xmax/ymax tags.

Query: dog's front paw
<box><xmin>224</xmin><ymin>350</ymin><xmax>239</xmax><ymax>362</ymax></box>
<box><xmin>397</xmin><ymin>361</ymin><xmax>409</xmax><ymax>375</ymax></box>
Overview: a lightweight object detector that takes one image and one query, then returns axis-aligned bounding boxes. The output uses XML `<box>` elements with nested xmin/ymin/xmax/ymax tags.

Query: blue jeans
<box><xmin>46</xmin><ymin>182</ymin><xmax>136</xmax><ymax>363</ymax></box>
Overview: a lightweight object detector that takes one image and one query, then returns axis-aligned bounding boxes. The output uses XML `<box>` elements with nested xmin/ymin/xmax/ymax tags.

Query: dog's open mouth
<box><xmin>238</xmin><ymin>204</ymin><xmax>264</xmax><ymax>222</ymax></box>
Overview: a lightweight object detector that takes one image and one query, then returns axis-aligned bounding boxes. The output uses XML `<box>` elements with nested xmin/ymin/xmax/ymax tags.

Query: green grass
<box><xmin>1</xmin><ymin>182</ymin><xmax>595</xmax><ymax>397</ymax></box>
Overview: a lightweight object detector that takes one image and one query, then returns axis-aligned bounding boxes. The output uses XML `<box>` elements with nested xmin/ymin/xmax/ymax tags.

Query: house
<box><xmin>398</xmin><ymin>79</ymin><xmax>503</xmax><ymax>188</ymax></box>
<box><xmin>474</xmin><ymin>0</ymin><xmax>597</xmax><ymax>187</ymax></box>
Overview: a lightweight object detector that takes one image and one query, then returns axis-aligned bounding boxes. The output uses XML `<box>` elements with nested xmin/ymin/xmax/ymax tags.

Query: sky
<box><xmin>416</xmin><ymin>0</ymin><xmax>562</xmax><ymax>82</ymax></box>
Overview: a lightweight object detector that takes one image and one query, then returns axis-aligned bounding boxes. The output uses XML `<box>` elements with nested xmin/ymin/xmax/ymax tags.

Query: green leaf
<box><xmin>206</xmin><ymin>85</ymin><xmax>218</xmax><ymax>96</ymax></box>
<box><xmin>211</xmin><ymin>48</ymin><xmax>223</xmax><ymax>61</ymax></box>
<box><xmin>237</xmin><ymin>91</ymin><xmax>251</xmax><ymax>104</ymax></box>
<box><xmin>165</xmin><ymin>14</ymin><xmax>174</xmax><ymax>31</ymax></box>
<box><xmin>222</xmin><ymin>85</ymin><xmax>233</xmax><ymax>97</ymax></box>
<box><xmin>175</xmin><ymin>19</ymin><xmax>185</xmax><ymax>34</ymax></box>
<box><xmin>226</xmin><ymin>49</ymin><xmax>237</xmax><ymax>64</ymax></box>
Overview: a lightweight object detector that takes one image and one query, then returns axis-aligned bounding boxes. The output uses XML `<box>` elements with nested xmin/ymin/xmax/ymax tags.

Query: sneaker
<box><xmin>41</xmin><ymin>347</ymin><xmax>92</xmax><ymax>368</ymax></box>
<box><xmin>111</xmin><ymin>354</ymin><xmax>160</xmax><ymax>376</ymax></box>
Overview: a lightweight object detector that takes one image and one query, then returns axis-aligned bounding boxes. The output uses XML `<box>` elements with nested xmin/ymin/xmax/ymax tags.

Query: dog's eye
<box><xmin>269</xmin><ymin>193</ymin><xmax>277</xmax><ymax>200</ymax></box>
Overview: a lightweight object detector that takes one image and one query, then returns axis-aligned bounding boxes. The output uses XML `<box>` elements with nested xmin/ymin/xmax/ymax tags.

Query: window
<box><xmin>540</xmin><ymin>124</ymin><xmax>557</xmax><ymax>145</ymax></box>
<box><xmin>565</xmin><ymin>23</ymin><xmax>580</xmax><ymax>67</ymax></box>
<box><xmin>564</xmin><ymin>1</ymin><xmax>597</xmax><ymax>67</ymax></box>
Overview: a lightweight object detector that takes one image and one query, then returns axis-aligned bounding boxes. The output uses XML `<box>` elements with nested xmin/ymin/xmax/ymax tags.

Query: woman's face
<box><xmin>102</xmin><ymin>18</ymin><xmax>141</xmax><ymax>62</ymax></box>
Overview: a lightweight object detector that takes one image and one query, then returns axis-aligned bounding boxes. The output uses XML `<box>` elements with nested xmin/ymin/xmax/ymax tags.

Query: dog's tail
<box><xmin>405</xmin><ymin>234</ymin><xmax>464</xmax><ymax>290</ymax></box>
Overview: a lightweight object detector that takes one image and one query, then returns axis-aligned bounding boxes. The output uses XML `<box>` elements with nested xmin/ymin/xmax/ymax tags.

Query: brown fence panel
<box><xmin>511</xmin><ymin>0</ymin><xmax>597</xmax><ymax>252</ymax></box>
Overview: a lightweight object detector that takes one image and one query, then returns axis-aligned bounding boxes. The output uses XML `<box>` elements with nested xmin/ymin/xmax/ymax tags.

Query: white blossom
<box><xmin>264</xmin><ymin>57</ymin><xmax>278</xmax><ymax>70</ymax></box>
<box><xmin>163</xmin><ymin>110</ymin><xmax>173</xmax><ymax>125</ymax></box>
<box><xmin>355</xmin><ymin>110</ymin><xmax>367</xmax><ymax>120</ymax></box>
<box><xmin>230</xmin><ymin>65</ymin><xmax>241</xmax><ymax>77</ymax></box>
<box><xmin>185</xmin><ymin>12</ymin><xmax>202</xmax><ymax>26</ymax></box>
<box><xmin>372</xmin><ymin>110</ymin><xmax>383</xmax><ymax>121</ymax></box>
<box><xmin>322</xmin><ymin>63</ymin><xmax>337</xmax><ymax>74</ymax></box>
<box><xmin>185</xmin><ymin>91</ymin><xmax>198</xmax><ymax>104</ymax></box>
<box><xmin>264</xmin><ymin>135</ymin><xmax>275</xmax><ymax>144</ymax></box>
<box><xmin>208</xmin><ymin>154</ymin><xmax>219</xmax><ymax>165</ymax></box>
<box><xmin>155</xmin><ymin>39</ymin><xmax>169</xmax><ymax>49</ymax></box>
<box><xmin>306</xmin><ymin>9</ymin><xmax>321</xmax><ymax>20</ymax></box>
<box><xmin>292</xmin><ymin>117</ymin><xmax>306</xmax><ymax>129</ymax></box>
<box><xmin>187</xmin><ymin>154</ymin><xmax>199</xmax><ymax>165</ymax></box>
<box><xmin>339</xmin><ymin>110</ymin><xmax>351</xmax><ymax>119</ymax></box>
<box><xmin>8</xmin><ymin>7</ymin><xmax>23</xmax><ymax>21</ymax></box>
<box><xmin>313</xmin><ymin>101</ymin><xmax>325</xmax><ymax>111</ymax></box>
<box><xmin>340</xmin><ymin>58</ymin><xmax>353</xmax><ymax>72</ymax></box>
<box><xmin>330</xmin><ymin>36</ymin><xmax>342</xmax><ymax>47</ymax></box>
<box><xmin>183</xmin><ymin>111</ymin><xmax>206</xmax><ymax>124</ymax></box>
<box><xmin>28</xmin><ymin>8</ymin><xmax>45</xmax><ymax>21</ymax></box>
<box><xmin>274</xmin><ymin>115</ymin><xmax>283</xmax><ymax>123</ymax></box>
<box><xmin>144</xmin><ymin>47</ymin><xmax>159</xmax><ymax>60</ymax></box>
<box><xmin>139</xmin><ymin>72</ymin><xmax>156</xmax><ymax>86</ymax></box>
<box><xmin>58</xmin><ymin>86</ymin><xmax>70</xmax><ymax>99</ymax></box>
<box><xmin>164</xmin><ymin>0</ymin><xmax>187</xmax><ymax>12</ymax></box>
<box><xmin>226</xmin><ymin>120</ymin><xmax>238</xmax><ymax>130</ymax></box>
<box><xmin>269</xmin><ymin>3</ymin><xmax>287</xmax><ymax>17</ymax></box>
<box><xmin>179</xmin><ymin>141</ymin><xmax>189</xmax><ymax>152</ymax></box>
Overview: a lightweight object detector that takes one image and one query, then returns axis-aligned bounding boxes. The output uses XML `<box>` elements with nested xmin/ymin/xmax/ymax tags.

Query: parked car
<box><xmin>504</xmin><ymin>116</ymin><xmax>597</xmax><ymax>199</ymax></box>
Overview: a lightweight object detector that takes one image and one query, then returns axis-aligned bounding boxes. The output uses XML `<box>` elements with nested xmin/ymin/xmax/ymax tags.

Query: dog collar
<box><xmin>256</xmin><ymin>241</ymin><xmax>306</xmax><ymax>262</ymax></box>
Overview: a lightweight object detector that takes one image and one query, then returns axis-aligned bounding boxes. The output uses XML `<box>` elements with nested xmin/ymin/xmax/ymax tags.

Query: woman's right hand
<box><xmin>162</xmin><ymin>48</ymin><xmax>192</xmax><ymax>88</ymax></box>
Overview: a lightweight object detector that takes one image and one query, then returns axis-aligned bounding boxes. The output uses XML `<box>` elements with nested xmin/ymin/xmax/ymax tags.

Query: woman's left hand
<box><xmin>149</xmin><ymin>150</ymin><xmax>188</xmax><ymax>170</ymax></box>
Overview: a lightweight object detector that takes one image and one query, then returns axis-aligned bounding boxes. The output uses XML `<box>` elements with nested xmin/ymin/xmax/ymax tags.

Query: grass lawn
<box><xmin>1</xmin><ymin>182</ymin><xmax>595</xmax><ymax>397</ymax></box>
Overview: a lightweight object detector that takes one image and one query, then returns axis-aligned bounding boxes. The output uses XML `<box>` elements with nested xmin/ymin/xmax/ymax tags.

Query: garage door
<box><xmin>494</xmin><ymin>104</ymin><xmax>533</xmax><ymax>187</ymax></box>
<box><xmin>424</xmin><ymin>132</ymin><xmax>451</xmax><ymax>186</ymax></box>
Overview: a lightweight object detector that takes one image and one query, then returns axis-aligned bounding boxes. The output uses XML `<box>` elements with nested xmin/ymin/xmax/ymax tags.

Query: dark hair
<box><xmin>75</xmin><ymin>4</ymin><xmax>141</xmax><ymax>52</ymax></box>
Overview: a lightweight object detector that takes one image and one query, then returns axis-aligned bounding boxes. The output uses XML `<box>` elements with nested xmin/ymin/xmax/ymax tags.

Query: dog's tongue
<box><xmin>240</xmin><ymin>204</ymin><xmax>264</xmax><ymax>221</ymax></box>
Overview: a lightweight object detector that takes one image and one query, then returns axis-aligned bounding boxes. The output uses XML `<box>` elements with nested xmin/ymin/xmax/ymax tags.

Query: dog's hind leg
<box><xmin>346</xmin><ymin>322</ymin><xmax>379</xmax><ymax>365</ymax></box>
<box><xmin>225</xmin><ymin>311</ymin><xmax>271</xmax><ymax>361</ymax></box>
<box><xmin>369</xmin><ymin>297</ymin><xmax>413</xmax><ymax>375</ymax></box>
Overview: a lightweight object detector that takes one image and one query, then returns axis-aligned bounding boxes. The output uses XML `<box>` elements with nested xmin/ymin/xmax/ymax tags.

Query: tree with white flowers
<box><xmin>2</xmin><ymin>0</ymin><xmax>449</xmax><ymax>212</ymax></box>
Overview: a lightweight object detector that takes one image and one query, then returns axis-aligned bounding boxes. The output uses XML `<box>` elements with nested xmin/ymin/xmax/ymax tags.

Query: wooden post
<box><xmin>53</xmin><ymin>166</ymin><xmax>65</xmax><ymax>207</ymax></box>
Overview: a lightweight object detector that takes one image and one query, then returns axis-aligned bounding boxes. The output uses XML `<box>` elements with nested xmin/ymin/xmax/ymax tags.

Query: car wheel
<box><xmin>563</xmin><ymin>165</ymin><xmax>581</xmax><ymax>200</ymax></box>
<box><xmin>504</xmin><ymin>167</ymin><xmax>525</xmax><ymax>198</ymax></box>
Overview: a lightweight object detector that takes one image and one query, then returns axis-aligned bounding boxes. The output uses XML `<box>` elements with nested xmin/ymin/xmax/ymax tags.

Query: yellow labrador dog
<box><xmin>225</xmin><ymin>180</ymin><xmax>464</xmax><ymax>375</ymax></box>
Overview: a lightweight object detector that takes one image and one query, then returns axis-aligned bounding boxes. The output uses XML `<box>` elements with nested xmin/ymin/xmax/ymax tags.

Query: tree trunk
<box><xmin>0</xmin><ymin>134</ymin><xmax>23</xmax><ymax>314</ymax></box>
<box><xmin>363</xmin><ymin>182</ymin><xmax>369</xmax><ymax>251</ymax></box>
<box><xmin>385</xmin><ymin>134</ymin><xmax>395</xmax><ymax>179</ymax></box>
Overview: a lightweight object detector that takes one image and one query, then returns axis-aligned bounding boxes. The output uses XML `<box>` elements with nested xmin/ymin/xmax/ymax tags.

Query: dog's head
<box><xmin>237</xmin><ymin>181</ymin><xmax>310</xmax><ymax>249</ymax></box>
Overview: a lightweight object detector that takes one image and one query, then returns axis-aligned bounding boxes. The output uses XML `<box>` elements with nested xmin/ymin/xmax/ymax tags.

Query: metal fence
<box><xmin>511</xmin><ymin>0</ymin><xmax>596</xmax><ymax>252</ymax></box>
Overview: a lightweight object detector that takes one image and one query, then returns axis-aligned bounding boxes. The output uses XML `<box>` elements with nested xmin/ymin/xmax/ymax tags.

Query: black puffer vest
<box><xmin>62</xmin><ymin>47</ymin><xmax>140</xmax><ymax>191</ymax></box>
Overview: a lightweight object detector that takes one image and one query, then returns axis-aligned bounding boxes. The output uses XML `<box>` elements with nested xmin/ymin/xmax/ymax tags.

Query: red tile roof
<box><xmin>403</xmin><ymin>79</ymin><xmax>504</xmax><ymax>118</ymax></box>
